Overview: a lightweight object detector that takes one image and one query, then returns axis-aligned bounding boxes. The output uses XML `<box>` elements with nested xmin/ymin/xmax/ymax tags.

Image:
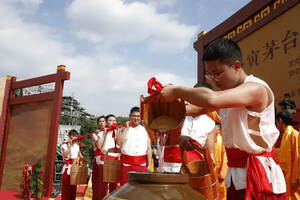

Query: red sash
<box><xmin>94</xmin><ymin>149</ymin><xmax>102</xmax><ymax>156</ymax></box>
<box><xmin>226</xmin><ymin>147</ymin><xmax>277</xmax><ymax>200</ymax></box>
<box><xmin>164</xmin><ymin>142</ymin><xmax>204</xmax><ymax>163</ymax></box>
<box><xmin>64</xmin><ymin>158</ymin><xmax>74</xmax><ymax>166</ymax></box>
<box><xmin>121</xmin><ymin>154</ymin><xmax>146</xmax><ymax>165</ymax></box>
<box><xmin>100</xmin><ymin>153</ymin><xmax>119</xmax><ymax>161</ymax></box>
<box><xmin>164</xmin><ymin>146</ymin><xmax>182</xmax><ymax>163</ymax></box>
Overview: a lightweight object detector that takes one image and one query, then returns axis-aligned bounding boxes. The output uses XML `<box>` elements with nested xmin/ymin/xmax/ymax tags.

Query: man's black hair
<box><xmin>284</xmin><ymin>93</ymin><xmax>290</xmax><ymax>98</ymax></box>
<box><xmin>193</xmin><ymin>82</ymin><xmax>213</xmax><ymax>89</ymax></box>
<box><xmin>68</xmin><ymin>129</ymin><xmax>78</xmax><ymax>136</ymax></box>
<box><xmin>97</xmin><ymin>115</ymin><xmax>105</xmax><ymax>123</ymax></box>
<box><xmin>276</xmin><ymin>111</ymin><xmax>292</xmax><ymax>125</ymax></box>
<box><xmin>130</xmin><ymin>106</ymin><xmax>140</xmax><ymax>114</ymax></box>
<box><xmin>202</xmin><ymin>38</ymin><xmax>242</xmax><ymax>66</ymax></box>
<box><xmin>105</xmin><ymin>114</ymin><xmax>116</xmax><ymax>121</ymax></box>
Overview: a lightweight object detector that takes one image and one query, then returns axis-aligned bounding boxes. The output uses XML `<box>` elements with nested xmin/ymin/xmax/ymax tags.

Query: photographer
<box><xmin>279</xmin><ymin>93</ymin><xmax>296</xmax><ymax>115</ymax></box>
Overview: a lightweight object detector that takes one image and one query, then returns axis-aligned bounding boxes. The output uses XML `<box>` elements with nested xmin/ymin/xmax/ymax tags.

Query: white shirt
<box><xmin>61</xmin><ymin>143</ymin><xmax>80</xmax><ymax>175</ymax></box>
<box><xmin>181</xmin><ymin>115</ymin><xmax>215</xmax><ymax>147</ymax></box>
<box><xmin>222</xmin><ymin>75</ymin><xmax>286</xmax><ymax>193</ymax></box>
<box><xmin>163</xmin><ymin>115</ymin><xmax>215</xmax><ymax>173</ymax></box>
<box><xmin>102</xmin><ymin>130</ymin><xmax>119</xmax><ymax>152</ymax></box>
<box><xmin>101</xmin><ymin>130</ymin><xmax>120</xmax><ymax>159</ymax></box>
<box><xmin>121</xmin><ymin>125</ymin><xmax>149</xmax><ymax>166</ymax></box>
<box><xmin>95</xmin><ymin>131</ymin><xmax>105</xmax><ymax>165</ymax></box>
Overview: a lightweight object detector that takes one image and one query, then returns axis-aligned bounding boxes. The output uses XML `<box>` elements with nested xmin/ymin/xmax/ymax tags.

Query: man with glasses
<box><xmin>117</xmin><ymin>107</ymin><xmax>152</xmax><ymax>185</ymax></box>
<box><xmin>154</xmin><ymin>38</ymin><xmax>286</xmax><ymax>200</ymax></box>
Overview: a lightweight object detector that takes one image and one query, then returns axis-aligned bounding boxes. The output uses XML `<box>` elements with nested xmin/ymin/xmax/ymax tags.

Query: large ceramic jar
<box><xmin>104</xmin><ymin>172</ymin><xmax>206</xmax><ymax>200</ymax></box>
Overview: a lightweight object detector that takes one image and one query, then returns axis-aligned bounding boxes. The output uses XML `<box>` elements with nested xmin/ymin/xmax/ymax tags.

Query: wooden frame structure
<box><xmin>193</xmin><ymin>0</ymin><xmax>299</xmax><ymax>83</ymax></box>
<box><xmin>0</xmin><ymin>66</ymin><xmax>70</xmax><ymax>197</ymax></box>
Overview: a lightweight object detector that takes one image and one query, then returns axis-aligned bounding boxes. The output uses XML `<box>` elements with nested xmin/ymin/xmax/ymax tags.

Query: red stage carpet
<box><xmin>0</xmin><ymin>190</ymin><xmax>49</xmax><ymax>200</ymax></box>
<box><xmin>0</xmin><ymin>185</ymin><xmax>88</xmax><ymax>200</ymax></box>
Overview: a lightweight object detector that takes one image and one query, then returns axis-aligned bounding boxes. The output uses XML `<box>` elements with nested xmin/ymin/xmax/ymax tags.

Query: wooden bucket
<box><xmin>70</xmin><ymin>159</ymin><xmax>88</xmax><ymax>185</ymax></box>
<box><xmin>140</xmin><ymin>95</ymin><xmax>186</xmax><ymax>145</ymax></box>
<box><xmin>103</xmin><ymin>153</ymin><xmax>121</xmax><ymax>183</ymax></box>
<box><xmin>181</xmin><ymin>141</ymin><xmax>218</xmax><ymax>200</ymax></box>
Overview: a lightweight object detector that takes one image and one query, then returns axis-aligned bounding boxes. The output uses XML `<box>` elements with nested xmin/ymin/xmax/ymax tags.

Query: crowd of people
<box><xmin>60</xmin><ymin>38</ymin><xmax>299</xmax><ymax>200</ymax></box>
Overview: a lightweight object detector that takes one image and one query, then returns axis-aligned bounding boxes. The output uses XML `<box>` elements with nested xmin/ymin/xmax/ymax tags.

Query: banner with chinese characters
<box><xmin>238</xmin><ymin>3</ymin><xmax>300</xmax><ymax>109</ymax></box>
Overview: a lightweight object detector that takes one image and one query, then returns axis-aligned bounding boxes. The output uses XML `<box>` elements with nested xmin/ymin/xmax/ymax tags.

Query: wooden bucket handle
<box><xmin>180</xmin><ymin>140</ymin><xmax>217</xmax><ymax>182</ymax></box>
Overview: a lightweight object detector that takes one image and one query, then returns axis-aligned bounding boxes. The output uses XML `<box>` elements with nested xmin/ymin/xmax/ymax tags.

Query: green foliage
<box><xmin>77</xmin><ymin>116</ymin><xmax>130</xmax><ymax>169</ymax></box>
<box><xmin>79</xmin><ymin>117</ymin><xmax>98</xmax><ymax>169</ymax></box>
<box><xmin>117</xmin><ymin>116</ymin><xmax>130</xmax><ymax>124</ymax></box>
<box><xmin>56</xmin><ymin>146</ymin><xmax>63</xmax><ymax>161</ymax></box>
<box><xmin>30</xmin><ymin>160</ymin><xmax>43</xmax><ymax>199</ymax></box>
<box><xmin>19</xmin><ymin>160</ymin><xmax>43</xmax><ymax>199</ymax></box>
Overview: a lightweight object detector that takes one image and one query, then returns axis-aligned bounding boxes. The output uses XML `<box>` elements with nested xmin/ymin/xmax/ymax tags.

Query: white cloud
<box><xmin>146</xmin><ymin>0</ymin><xmax>178</xmax><ymax>10</ymax></box>
<box><xmin>2</xmin><ymin>0</ymin><xmax>43</xmax><ymax>14</ymax></box>
<box><xmin>0</xmin><ymin>0</ymin><xmax>194</xmax><ymax>116</ymax></box>
<box><xmin>66</xmin><ymin>0</ymin><xmax>198</xmax><ymax>54</ymax></box>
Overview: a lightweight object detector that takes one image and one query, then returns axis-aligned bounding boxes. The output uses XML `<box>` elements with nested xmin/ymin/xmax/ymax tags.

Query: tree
<box><xmin>79</xmin><ymin>117</ymin><xmax>98</xmax><ymax>169</ymax></box>
<box><xmin>117</xmin><ymin>116</ymin><xmax>130</xmax><ymax>124</ymax></box>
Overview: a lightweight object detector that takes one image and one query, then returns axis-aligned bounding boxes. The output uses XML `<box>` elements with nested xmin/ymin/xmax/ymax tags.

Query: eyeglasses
<box><xmin>205</xmin><ymin>62</ymin><xmax>235</xmax><ymax>81</ymax></box>
<box><xmin>205</xmin><ymin>71</ymin><xmax>225</xmax><ymax>82</ymax></box>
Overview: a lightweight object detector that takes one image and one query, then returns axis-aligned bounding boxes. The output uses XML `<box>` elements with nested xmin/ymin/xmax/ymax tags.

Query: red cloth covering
<box><xmin>121</xmin><ymin>154</ymin><xmax>146</xmax><ymax>166</ymax></box>
<box><xmin>120</xmin><ymin>165</ymin><xmax>147</xmax><ymax>186</ymax></box>
<box><xmin>226</xmin><ymin>147</ymin><xmax>282</xmax><ymax>200</ymax></box>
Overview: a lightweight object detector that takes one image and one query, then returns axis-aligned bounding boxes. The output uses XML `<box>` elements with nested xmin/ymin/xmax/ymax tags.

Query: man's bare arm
<box><xmin>206</xmin><ymin>127</ymin><xmax>217</xmax><ymax>164</ymax></box>
<box><xmin>158</xmin><ymin>82</ymin><xmax>270</xmax><ymax>112</ymax></box>
<box><xmin>116</xmin><ymin>122</ymin><xmax>129</xmax><ymax>147</ymax></box>
<box><xmin>186</xmin><ymin>104</ymin><xmax>211</xmax><ymax>116</ymax></box>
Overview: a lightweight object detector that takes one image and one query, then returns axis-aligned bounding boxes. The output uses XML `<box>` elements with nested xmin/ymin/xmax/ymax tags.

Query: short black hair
<box><xmin>202</xmin><ymin>38</ymin><xmax>242</xmax><ymax>66</ymax></box>
<box><xmin>130</xmin><ymin>106</ymin><xmax>140</xmax><ymax>114</ymax></box>
<box><xmin>97</xmin><ymin>115</ymin><xmax>105</xmax><ymax>123</ymax></box>
<box><xmin>105</xmin><ymin>114</ymin><xmax>116</xmax><ymax>121</ymax></box>
<box><xmin>284</xmin><ymin>93</ymin><xmax>290</xmax><ymax>98</ymax></box>
<box><xmin>68</xmin><ymin>129</ymin><xmax>78</xmax><ymax>137</ymax></box>
<box><xmin>276</xmin><ymin>111</ymin><xmax>292</xmax><ymax>125</ymax></box>
<box><xmin>193</xmin><ymin>82</ymin><xmax>213</xmax><ymax>89</ymax></box>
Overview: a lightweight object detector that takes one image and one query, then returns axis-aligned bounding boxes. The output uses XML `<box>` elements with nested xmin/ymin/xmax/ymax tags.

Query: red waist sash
<box><xmin>65</xmin><ymin>158</ymin><xmax>74</xmax><ymax>166</ymax></box>
<box><xmin>100</xmin><ymin>153</ymin><xmax>119</xmax><ymax>161</ymax></box>
<box><xmin>226</xmin><ymin>147</ymin><xmax>277</xmax><ymax>200</ymax></box>
<box><xmin>121</xmin><ymin>154</ymin><xmax>146</xmax><ymax>165</ymax></box>
<box><xmin>164</xmin><ymin>141</ymin><xmax>204</xmax><ymax>163</ymax></box>
<box><xmin>164</xmin><ymin>146</ymin><xmax>182</xmax><ymax>163</ymax></box>
<box><xmin>94</xmin><ymin>149</ymin><xmax>102</xmax><ymax>156</ymax></box>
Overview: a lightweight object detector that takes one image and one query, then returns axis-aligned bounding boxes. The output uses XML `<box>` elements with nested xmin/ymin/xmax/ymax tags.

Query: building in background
<box><xmin>57</xmin><ymin>96</ymin><xmax>95</xmax><ymax>145</ymax></box>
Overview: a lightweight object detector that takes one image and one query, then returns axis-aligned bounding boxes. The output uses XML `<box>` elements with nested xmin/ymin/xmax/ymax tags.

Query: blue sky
<box><xmin>0</xmin><ymin>0</ymin><xmax>250</xmax><ymax>116</ymax></box>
